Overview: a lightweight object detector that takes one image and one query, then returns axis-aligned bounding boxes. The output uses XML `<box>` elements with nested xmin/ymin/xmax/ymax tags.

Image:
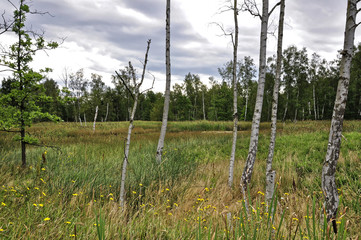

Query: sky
<box><xmin>0</xmin><ymin>0</ymin><xmax>359</xmax><ymax>92</ymax></box>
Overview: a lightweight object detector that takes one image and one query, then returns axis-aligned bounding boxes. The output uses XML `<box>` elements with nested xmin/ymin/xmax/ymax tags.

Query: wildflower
<box><xmin>110</xmin><ymin>198</ymin><xmax>114</xmax><ymax>201</ymax></box>
<box><xmin>272</xmin><ymin>226</ymin><xmax>276</xmax><ymax>230</ymax></box>
<box><xmin>66</xmin><ymin>221</ymin><xmax>71</xmax><ymax>224</ymax></box>
<box><xmin>184</xmin><ymin>218</ymin><xmax>188</xmax><ymax>222</ymax></box>
<box><xmin>44</xmin><ymin>217</ymin><xmax>50</xmax><ymax>221</ymax></box>
<box><xmin>41</xmin><ymin>168</ymin><xmax>46</xmax><ymax>171</ymax></box>
<box><xmin>0</xmin><ymin>229</ymin><xmax>3</xmax><ymax>232</ymax></box>
<box><xmin>257</xmin><ymin>191</ymin><xmax>265</xmax><ymax>196</ymax></box>
<box><xmin>33</xmin><ymin>203</ymin><xmax>37</xmax><ymax>207</ymax></box>
<box><xmin>34</xmin><ymin>187</ymin><xmax>39</xmax><ymax>190</ymax></box>
<box><xmin>39</xmin><ymin>204</ymin><xmax>44</xmax><ymax>207</ymax></box>
<box><xmin>100</xmin><ymin>195</ymin><xmax>104</xmax><ymax>198</ymax></box>
<box><xmin>139</xmin><ymin>183</ymin><xmax>143</xmax><ymax>186</ymax></box>
<box><xmin>94</xmin><ymin>224</ymin><xmax>97</xmax><ymax>226</ymax></box>
<box><xmin>71</xmin><ymin>180</ymin><xmax>75</xmax><ymax>183</ymax></box>
<box><xmin>42</xmin><ymin>192</ymin><xmax>46</xmax><ymax>196</ymax></box>
<box><xmin>1</xmin><ymin>202</ymin><xmax>6</xmax><ymax>206</ymax></box>
<box><xmin>261</xmin><ymin>202</ymin><xmax>266</xmax><ymax>205</ymax></box>
<box><xmin>72</xmin><ymin>193</ymin><xmax>78</xmax><ymax>196</ymax></box>
<box><xmin>173</xmin><ymin>203</ymin><xmax>178</xmax><ymax>207</ymax></box>
<box><xmin>284</xmin><ymin>193</ymin><xmax>289</xmax><ymax>196</ymax></box>
<box><xmin>292</xmin><ymin>218</ymin><xmax>299</xmax><ymax>221</ymax></box>
<box><xmin>205</xmin><ymin>187</ymin><xmax>209</xmax><ymax>192</ymax></box>
<box><xmin>204</xmin><ymin>226</ymin><xmax>208</xmax><ymax>230</ymax></box>
<box><xmin>109</xmin><ymin>193</ymin><xmax>113</xmax><ymax>196</ymax></box>
<box><xmin>166</xmin><ymin>188</ymin><xmax>170</xmax><ymax>191</ymax></box>
<box><xmin>109</xmin><ymin>185</ymin><xmax>112</xmax><ymax>188</ymax></box>
<box><xmin>70</xmin><ymin>234</ymin><xmax>76</xmax><ymax>237</ymax></box>
<box><xmin>132</xmin><ymin>191</ymin><xmax>136</xmax><ymax>194</ymax></box>
<box><xmin>336</xmin><ymin>221</ymin><xmax>341</xmax><ymax>224</ymax></box>
<box><xmin>168</xmin><ymin>213</ymin><xmax>173</xmax><ymax>216</ymax></box>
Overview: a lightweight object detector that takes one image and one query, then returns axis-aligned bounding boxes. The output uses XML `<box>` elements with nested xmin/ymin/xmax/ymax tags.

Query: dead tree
<box><xmin>228</xmin><ymin>0</ymin><xmax>240</xmax><ymax>188</ymax></box>
<box><xmin>322</xmin><ymin>0</ymin><xmax>359</xmax><ymax>234</ymax></box>
<box><xmin>240</xmin><ymin>0</ymin><xmax>280</xmax><ymax>211</ymax></box>
<box><xmin>116</xmin><ymin>39</ymin><xmax>152</xmax><ymax>207</ymax></box>
<box><xmin>156</xmin><ymin>0</ymin><xmax>171</xmax><ymax>164</ymax></box>
<box><xmin>266</xmin><ymin>0</ymin><xmax>285</xmax><ymax>207</ymax></box>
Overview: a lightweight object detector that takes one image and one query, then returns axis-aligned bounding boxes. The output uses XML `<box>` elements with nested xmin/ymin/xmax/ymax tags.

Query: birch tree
<box><xmin>228</xmin><ymin>0</ymin><xmax>240</xmax><ymax>188</ymax></box>
<box><xmin>240</xmin><ymin>0</ymin><xmax>280</xmax><ymax>205</ymax></box>
<box><xmin>116</xmin><ymin>40</ymin><xmax>151</xmax><ymax>207</ymax></box>
<box><xmin>156</xmin><ymin>0</ymin><xmax>171</xmax><ymax>164</ymax></box>
<box><xmin>322</xmin><ymin>0</ymin><xmax>359</xmax><ymax>233</ymax></box>
<box><xmin>265</xmin><ymin>0</ymin><xmax>285</xmax><ymax>206</ymax></box>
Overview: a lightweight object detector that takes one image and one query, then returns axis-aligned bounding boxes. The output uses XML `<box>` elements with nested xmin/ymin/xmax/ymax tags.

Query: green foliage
<box><xmin>0</xmin><ymin>0</ymin><xmax>60</xmax><ymax>166</ymax></box>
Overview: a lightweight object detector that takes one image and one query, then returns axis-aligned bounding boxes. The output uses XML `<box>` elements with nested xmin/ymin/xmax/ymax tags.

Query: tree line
<box><xmin>2</xmin><ymin>45</ymin><xmax>359</xmax><ymax>124</ymax></box>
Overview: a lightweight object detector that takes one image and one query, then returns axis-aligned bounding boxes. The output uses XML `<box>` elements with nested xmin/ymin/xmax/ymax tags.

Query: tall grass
<box><xmin>0</xmin><ymin>120</ymin><xmax>360</xmax><ymax>239</ymax></box>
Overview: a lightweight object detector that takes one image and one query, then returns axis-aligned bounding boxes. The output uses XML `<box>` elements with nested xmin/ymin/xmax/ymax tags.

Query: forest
<box><xmin>2</xmin><ymin>45</ymin><xmax>360</xmax><ymax>123</ymax></box>
<box><xmin>0</xmin><ymin>0</ymin><xmax>360</xmax><ymax>239</ymax></box>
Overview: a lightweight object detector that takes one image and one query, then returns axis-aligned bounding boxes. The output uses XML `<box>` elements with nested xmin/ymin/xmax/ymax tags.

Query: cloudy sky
<box><xmin>0</xmin><ymin>0</ymin><xmax>359</xmax><ymax>92</ymax></box>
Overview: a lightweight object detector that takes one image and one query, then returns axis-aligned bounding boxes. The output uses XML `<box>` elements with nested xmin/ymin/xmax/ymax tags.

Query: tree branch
<box><xmin>141</xmin><ymin>71</ymin><xmax>155</xmax><ymax>94</ymax></box>
<box><xmin>115</xmin><ymin>70</ymin><xmax>135</xmax><ymax>100</ymax></box>
<box><xmin>243</xmin><ymin>0</ymin><xmax>262</xmax><ymax>20</ymax></box>
<box><xmin>269</xmin><ymin>1</ymin><xmax>281</xmax><ymax>17</ymax></box>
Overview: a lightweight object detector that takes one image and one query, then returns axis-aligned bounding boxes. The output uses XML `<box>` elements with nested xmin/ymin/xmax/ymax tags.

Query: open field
<box><xmin>0</xmin><ymin>121</ymin><xmax>360</xmax><ymax>239</ymax></box>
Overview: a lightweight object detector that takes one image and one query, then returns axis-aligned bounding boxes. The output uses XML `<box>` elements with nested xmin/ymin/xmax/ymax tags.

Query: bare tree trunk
<box><xmin>119</xmin><ymin>40</ymin><xmax>151</xmax><ymax>207</ymax></box>
<box><xmin>244</xmin><ymin>91</ymin><xmax>249</xmax><ymax>121</ymax></box>
<box><xmin>313</xmin><ymin>84</ymin><xmax>317</xmax><ymax>120</ymax></box>
<box><xmin>228</xmin><ymin>0</ymin><xmax>239</xmax><ymax>188</ymax></box>
<box><xmin>156</xmin><ymin>0</ymin><xmax>171</xmax><ymax>164</ymax></box>
<box><xmin>294</xmin><ymin>87</ymin><xmax>299</xmax><ymax>122</ymax></box>
<box><xmin>105</xmin><ymin>102</ymin><xmax>109</xmax><ymax>122</ymax></box>
<box><xmin>282</xmin><ymin>92</ymin><xmax>288</xmax><ymax>122</ymax></box>
<box><xmin>202</xmin><ymin>91</ymin><xmax>206</xmax><ymax>120</ymax></box>
<box><xmin>322</xmin><ymin>0</ymin><xmax>357</xmax><ymax>233</ymax></box>
<box><xmin>79</xmin><ymin>116</ymin><xmax>82</xmax><ymax>126</ymax></box>
<box><xmin>266</xmin><ymin>0</ymin><xmax>284</xmax><ymax>207</ymax></box>
<box><xmin>93</xmin><ymin>106</ymin><xmax>98</xmax><ymax>132</ymax></box>
<box><xmin>84</xmin><ymin>113</ymin><xmax>87</xmax><ymax>126</ymax></box>
<box><xmin>308</xmin><ymin>101</ymin><xmax>311</xmax><ymax>117</ymax></box>
<box><xmin>241</xmin><ymin>0</ymin><xmax>276</xmax><ymax>209</ymax></box>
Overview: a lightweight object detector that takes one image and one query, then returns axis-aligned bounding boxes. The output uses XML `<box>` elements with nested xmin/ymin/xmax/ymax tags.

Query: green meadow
<box><xmin>0</xmin><ymin>121</ymin><xmax>360</xmax><ymax>239</ymax></box>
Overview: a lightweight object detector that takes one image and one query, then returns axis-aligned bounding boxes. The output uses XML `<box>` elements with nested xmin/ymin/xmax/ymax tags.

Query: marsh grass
<box><xmin>0</xmin><ymin>121</ymin><xmax>360</xmax><ymax>239</ymax></box>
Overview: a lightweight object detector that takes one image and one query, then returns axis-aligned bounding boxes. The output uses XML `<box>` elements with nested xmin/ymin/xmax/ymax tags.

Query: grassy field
<box><xmin>0</xmin><ymin>120</ymin><xmax>360</xmax><ymax>239</ymax></box>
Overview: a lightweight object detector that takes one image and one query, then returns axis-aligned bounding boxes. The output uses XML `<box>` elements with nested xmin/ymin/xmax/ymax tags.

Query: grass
<box><xmin>0</xmin><ymin>120</ymin><xmax>360</xmax><ymax>239</ymax></box>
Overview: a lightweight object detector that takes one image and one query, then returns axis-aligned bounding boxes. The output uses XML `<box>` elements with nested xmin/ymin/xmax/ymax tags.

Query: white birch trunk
<box><xmin>228</xmin><ymin>0</ymin><xmax>239</xmax><ymax>188</ymax></box>
<box><xmin>93</xmin><ymin>106</ymin><xmax>98</xmax><ymax>132</ymax></box>
<box><xmin>79</xmin><ymin>116</ymin><xmax>82</xmax><ymax>126</ymax></box>
<box><xmin>282</xmin><ymin>92</ymin><xmax>288</xmax><ymax>122</ymax></box>
<box><xmin>322</xmin><ymin>0</ymin><xmax>357</xmax><ymax>232</ymax></box>
<box><xmin>156</xmin><ymin>0</ymin><xmax>171</xmax><ymax>164</ymax></box>
<box><xmin>313</xmin><ymin>84</ymin><xmax>317</xmax><ymax>120</ymax></box>
<box><xmin>119</xmin><ymin>40</ymin><xmax>151</xmax><ymax>207</ymax></box>
<box><xmin>241</xmin><ymin>0</ymin><xmax>269</xmax><ymax>197</ymax></box>
<box><xmin>266</xmin><ymin>0</ymin><xmax>284</xmax><ymax>207</ymax></box>
<box><xmin>105</xmin><ymin>102</ymin><xmax>109</xmax><ymax>122</ymax></box>
<box><xmin>84</xmin><ymin>113</ymin><xmax>87</xmax><ymax>126</ymax></box>
<box><xmin>244</xmin><ymin>91</ymin><xmax>248</xmax><ymax>121</ymax></box>
<box><xmin>202</xmin><ymin>91</ymin><xmax>206</xmax><ymax>120</ymax></box>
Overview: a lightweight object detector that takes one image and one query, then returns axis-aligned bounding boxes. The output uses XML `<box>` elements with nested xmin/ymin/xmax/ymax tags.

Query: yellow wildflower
<box><xmin>44</xmin><ymin>217</ymin><xmax>50</xmax><ymax>221</ymax></box>
<box><xmin>1</xmin><ymin>202</ymin><xmax>6</xmax><ymax>206</ymax></box>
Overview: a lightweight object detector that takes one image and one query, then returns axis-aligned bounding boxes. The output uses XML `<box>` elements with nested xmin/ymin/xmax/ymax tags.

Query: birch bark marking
<box><xmin>118</xmin><ymin>40</ymin><xmax>151</xmax><ymax>207</ymax></box>
<box><xmin>156</xmin><ymin>0</ymin><xmax>171</xmax><ymax>164</ymax></box>
<box><xmin>266</xmin><ymin>0</ymin><xmax>285</xmax><ymax>206</ymax></box>
<box><xmin>322</xmin><ymin>0</ymin><xmax>358</xmax><ymax>232</ymax></box>
<box><xmin>93</xmin><ymin>106</ymin><xmax>98</xmax><ymax>132</ymax></box>
<box><xmin>241</xmin><ymin>0</ymin><xmax>275</xmax><ymax>197</ymax></box>
<box><xmin>228</xmin><ymin>0</ymin><xmax>239</xmax><ymax>188</ymax></box>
